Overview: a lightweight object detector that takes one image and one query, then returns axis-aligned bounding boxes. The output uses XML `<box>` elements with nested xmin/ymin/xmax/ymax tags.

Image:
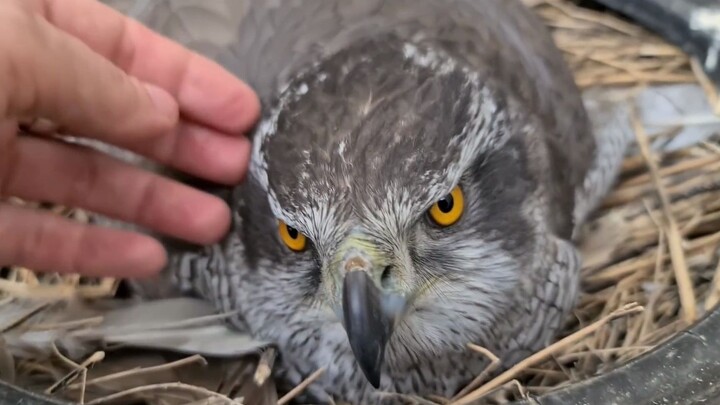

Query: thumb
<box><xmin>0</xmin><ymin>4</ymin><xmax>179</xmax><ymax>142</ymax></box>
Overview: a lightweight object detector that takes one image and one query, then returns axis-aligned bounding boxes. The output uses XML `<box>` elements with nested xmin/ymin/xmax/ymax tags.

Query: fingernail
<box><xmin>143</xmin><ymin>83</ymin><xmax>179</xmax><ymax>122</ymax></box>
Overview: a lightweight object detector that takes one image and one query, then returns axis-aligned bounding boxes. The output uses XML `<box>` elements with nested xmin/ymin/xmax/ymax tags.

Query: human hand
<box><xmin>0</xmin><ymin>0</ymin><xmax>260</xmax><ymax>278</ymax></box>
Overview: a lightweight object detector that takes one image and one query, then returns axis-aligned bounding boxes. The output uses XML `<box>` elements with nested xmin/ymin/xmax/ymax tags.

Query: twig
<box><xmin>67</xmin><ymin>354</ymin><xmax>207</xmax><ymax>391</ymax></box>
<box><xmin>451</xmin><ymin>304</ymin><xmax>643</xmax><ymax>405</ymax></box>
<box><xmin>544</xmin><ymin>0</ymin><xmax>643</xmax><ymax>35</ymax></box>
<box><xmin>277</xmin><ymin>368</ymin><xmax>325</xmax><ymax>405</ymax></box>
<box><xmin>452</xmin><ymin>345</ymin><xmax>501</xmax><ymax>399</ymax></box>
<box><xmin>690</xmin><ymin>58</ymin><xmax>720</xmax><ymax>114</ymax></box>
<box><xmin>640</xmin><ymin>231</ymin><xmax>667</xmax><ymax>337</ymax></box>
<box><xmin>427</xmin><ymin>394</ymin><xmax>450</xmax><ymax>404</ymax></box>
<box><xmin>632</xmin><ymin>109</ymin><xmax>697</xmax><ymax>323</ymax></box>
<box><xmin>555</xmin><ymin>346</ymin><xmax>652</xmax><ymax>363</ymax></box>
<box><xmin>30</xmin><ymin>316</ymin><xmax>104</xmax><ymax>331</ymax></box>
<box><xmin>509</xmin><ymin>379</ymin><xmax>530</xmax><ymax>400</ymax></box>
<box><xmin>0</xmin><ymin>279</ymin><xmax>115</xmax><ymax>300</ymax></box>
<box><xmin>704</xmin><ymin>258</ymin><xmax>720</xmax><ymax>311</ymax></box>
<box><xmin>51</xmin><ymin>343</ymin><xmax>81</xmax><ymax>370</ymax></box>
<box><xmin>254</xmin><ymin>348</ymin><xmax>276</xmax><ymax>386</ymax></box>
<box><xmin>620</xmin><ymin>155</ymin><xmax>720</xmax><ymax>187</ymax></box>
<box><xmin>85</xmin><ymin>382</ymin><xmax>240</xmax><ymax>405</ymax></box>
<box><xmin>182</xmin><ymin>398</ymin><xmax>232</xmax><ymax>405</ymax></box>
<box><xmin>79</xmin><ymin>368</ymin><xmax>88</xmax><ymax>404</ymax></box>
<box><xmin>45</xmin><ymin>351</ymin><xmax>105</xmax><ymax>395</ymax></box>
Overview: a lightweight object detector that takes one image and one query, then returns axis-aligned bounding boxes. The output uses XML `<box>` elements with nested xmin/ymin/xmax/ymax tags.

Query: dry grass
<box><xmin>534</xmin><ymin>0</ymin><xmax>699</xmax><ymax>90</ymax></box>
<box><xmin>453</xmin><ymin>129</ymin><xmax>720</xmax><ymax>404</ymax></box>
<box><xmin>1</xmin><ymin>0</ymin><xmax>720</xmax><ymax>404</ymax></box>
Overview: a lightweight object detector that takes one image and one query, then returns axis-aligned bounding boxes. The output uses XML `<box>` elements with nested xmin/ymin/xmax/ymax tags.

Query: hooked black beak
<box><xmin>342</xmin><ymin>270</ymin><xmax>406</xmax><ymax>388</ymax></box>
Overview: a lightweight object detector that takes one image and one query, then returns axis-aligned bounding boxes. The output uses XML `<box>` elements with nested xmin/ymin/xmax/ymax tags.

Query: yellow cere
<box><xmin>428</xmin><ymin>185</ymin><xmax>464</xmax><ymax>226</ymax></box>
<box><xmin>279</xmin><ymin>220</ymin><xmax>308</xmax><ymax>251</ymax></box>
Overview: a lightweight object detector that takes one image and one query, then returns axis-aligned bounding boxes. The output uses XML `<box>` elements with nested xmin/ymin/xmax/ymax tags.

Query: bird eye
<box><xmin>278</xmin><ymin>220</ymin><xmax>307</xmax><ymax>251</ymax></box>
<box><xmin>428</xmin><ymin>185</ymin><xmax>464</xmax><ymax>226</ymax></box>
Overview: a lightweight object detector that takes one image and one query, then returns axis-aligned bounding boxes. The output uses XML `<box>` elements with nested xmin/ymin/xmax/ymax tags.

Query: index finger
<box><xmin>28</xmin><ymin>0</ymin><xmax>260</xmax><ymax>135</ymax></box>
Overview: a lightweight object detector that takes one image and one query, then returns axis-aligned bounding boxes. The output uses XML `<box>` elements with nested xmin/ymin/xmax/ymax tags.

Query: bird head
<box><xmin>243</xmin><ymin>33</ymin><xmax>540</xmax><ymax>388</ymax></box>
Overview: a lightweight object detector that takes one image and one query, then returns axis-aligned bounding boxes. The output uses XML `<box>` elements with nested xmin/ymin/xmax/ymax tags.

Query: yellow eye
<box><xmin>428</xmin><ymin>185</ymin><xmax>464</xmax><ymax>226</ymax></box>
<box><xmin>279</xmin><ymin>220</ymin><xmax>307</xmax><ymax>252</ymax></box>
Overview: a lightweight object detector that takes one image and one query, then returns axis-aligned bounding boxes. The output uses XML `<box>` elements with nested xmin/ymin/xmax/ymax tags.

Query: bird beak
<box><xmin>341</xmin><ymin>267</ymin><xmax>407</xmax><ymax>388</ymax></box>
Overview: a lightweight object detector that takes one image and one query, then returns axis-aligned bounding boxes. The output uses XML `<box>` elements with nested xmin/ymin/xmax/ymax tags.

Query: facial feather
<box><xmin>238</xmin><ymin>33</ymin><xmax>540</xmax><ymax>382</ymax></box>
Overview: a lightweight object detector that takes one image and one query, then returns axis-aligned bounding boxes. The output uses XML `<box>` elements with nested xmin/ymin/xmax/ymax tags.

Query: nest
<box><xmin>1</xmin><ymin>0</ymin><xmax>720</xmax><ymax>404</ymax></box>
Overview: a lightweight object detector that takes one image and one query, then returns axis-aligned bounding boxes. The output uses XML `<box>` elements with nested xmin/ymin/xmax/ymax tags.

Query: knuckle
<box><xmin>64</xmin><ymin>226</ymin><xmax>87</xmax><ymax>274</ymax></box>
<box><xmin>67</xmin><ymin>148</ymin><xmax>103</xmax><ymax>201</ymax></box>
<box><xmin>108</xmin><ymin>15</ymin><xmax>136</xmax><ymax>71</ymax></box>
<box><xmin>14</xmin><ymin>213</ymin><xmax>51</xmax><ymax>267</ymax></box>
<box><xmin>132</xmin><ymin>175</ymin><xmax>160</xmax><ymax>226</ymax></box>
<box><xmin>0</xmin><ymin>132</ymin><xmax>17</xmax><ymax>199</ymax></box>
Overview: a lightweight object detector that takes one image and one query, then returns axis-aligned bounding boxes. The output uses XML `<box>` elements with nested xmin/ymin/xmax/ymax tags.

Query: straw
<box><xmin>2</xmin><ymin>0</ymin><xmax>719</xmax><ymax>404</ymax></box>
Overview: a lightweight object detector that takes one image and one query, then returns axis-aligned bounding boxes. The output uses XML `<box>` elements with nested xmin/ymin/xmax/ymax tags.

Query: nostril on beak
<box><xmin>381</xmin><ymin>266</ymin><xmax>393</xmax><ymax>289</ymax></box>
